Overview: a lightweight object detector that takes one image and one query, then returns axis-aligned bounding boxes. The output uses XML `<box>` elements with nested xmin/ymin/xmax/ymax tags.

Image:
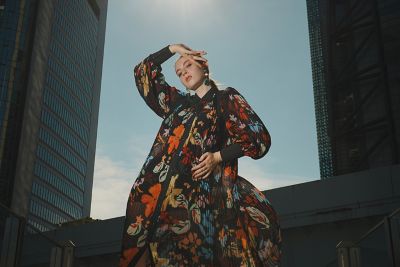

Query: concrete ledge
<box><xmin>264</xmin><ymin>164</ymin><xmax>400</xmax><ymax>228</ymax></box>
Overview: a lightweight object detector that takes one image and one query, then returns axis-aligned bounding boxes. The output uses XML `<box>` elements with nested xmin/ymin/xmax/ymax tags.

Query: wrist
<box><xmin>214</xmin><ymin>151</ymin><xmax>222</xmax><ymax>163</ymax></box>
<box><xmin>220</xmin><ymin>144</ymin><xmax>244</xmax><ymax>162</ymax></box>
<box><xmin>168</xmin><ymin>44</ymin><xmax>176</xmax><ymax>54</ymax></box>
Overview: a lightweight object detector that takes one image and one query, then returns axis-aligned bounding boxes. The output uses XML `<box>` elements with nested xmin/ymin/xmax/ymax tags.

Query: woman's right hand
<box><xmin>169</xmin><ymin>44</ymin><xmax>207</xmax><ymax>59</ymax></box>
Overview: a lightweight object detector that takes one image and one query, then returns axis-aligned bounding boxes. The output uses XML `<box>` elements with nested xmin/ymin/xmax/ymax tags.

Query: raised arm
<box><xmin>133</xmin><ymin>45</ymin><xmax>186</xmax><ymax>118</ymax></box>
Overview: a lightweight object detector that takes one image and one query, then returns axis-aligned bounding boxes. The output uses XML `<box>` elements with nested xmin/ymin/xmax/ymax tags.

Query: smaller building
<box><xmin>15</xmin><ymin>164</ymin><xmax>400</xmax><ymax>266</ymax></box>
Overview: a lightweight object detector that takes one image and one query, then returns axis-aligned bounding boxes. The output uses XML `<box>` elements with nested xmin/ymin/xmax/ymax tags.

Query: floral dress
<box><xmin>119</xmin><ymin>46</ymin><xmax>282</xmax><ymax>267</ymax></box>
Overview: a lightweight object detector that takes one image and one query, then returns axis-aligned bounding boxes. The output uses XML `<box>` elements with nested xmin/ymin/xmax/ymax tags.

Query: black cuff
<box><xmin>149</xmin><ymin>45</ymin><xmax>175</xmax><ymax>65</ymax></box>
<box><xmin>220</xmin><ymin>143</ymin><xmax>244</xmax><ymax>162</ymax></box>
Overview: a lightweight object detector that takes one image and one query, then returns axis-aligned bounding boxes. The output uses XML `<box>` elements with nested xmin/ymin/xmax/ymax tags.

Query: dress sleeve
<box><xmin>133</xmin><ymin>45</ymin><xmax>186</xmax><ymax>118</ymax></box>
<box><xmin>220</xmin><ymin>143</ymin><xmax>243</xmax><ymax>162</ymax></box>
<box><xmin>220</xmin><ymin>87</ymin><xmax>271</xmax><ymax>160</ymax></box>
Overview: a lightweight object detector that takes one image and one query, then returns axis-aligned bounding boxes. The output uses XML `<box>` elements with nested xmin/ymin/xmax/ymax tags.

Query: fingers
<box><xmin>192</xmin><ymin>55</ymin><xmax>208</xmax><ymax>62</ymax></box>
<box><xmin>176</xmin><ymin>43</ymin><xmax>207</xmax><ymax>55</ymax></box>
<box><xmin>192</xmin><ymin>162</ymin><xmax>210</xmax><ymax>179</ymax></box>
<box><xmin>183</xmin><ymin>53</ymin><xmax>207</xmax><ymax>62</ymax></box>
<box><xmin>182</xmin><ymin>50</ymin><xmax>207</xmax><ymax>57</ymax></box>
<box><xmin>193</xmin><ymin>166</ymin><xmax>210</xmax><ymax>179</ymax></box>
<box><xmin>189</xmin><ymin>55</ymin><xmax>208</xmax><ymax>69</ymax></box>
<box><xmin>193</xmin><ymin>51</ymin><xmax>207</xmax><ymax>56</ymax></box>
<box><xmin>199</xmin><ymin>152</ymin><xmax>208</xmax><ymax>161</ymax></box>
<box><xmin>193</xmin><ymin>167</ymin><xmax>209</xmax><ymax>179</ymax></box>
<box><xmin>184</xmin><ymin>47</ymin><xmax>206</xmax><ymax>54</ymax></box>
<box><xmin>192</xmin><ymin>159</ymin><xmax>208</xmax><ymax>178</ymax></box>
<box><xmin>191</xmin><ymin>152</ymin><xmax>217</xmax><ymax>179</ymax></box>
<box><xmin>192</xmin><ymin>160</ymin><xmax>206</xmax><ymax>171</ymax></box>
<box><xmin>193</xmin><ymin>153</ymin><xmax>209</xmax><ymax>170</ymax></box>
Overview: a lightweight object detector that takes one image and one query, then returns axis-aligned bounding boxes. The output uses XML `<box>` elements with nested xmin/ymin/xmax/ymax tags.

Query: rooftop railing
<box><xmin>336</xmin><ymin>207</ymin><xmax>400</xmax><ymax>267</ymax></box>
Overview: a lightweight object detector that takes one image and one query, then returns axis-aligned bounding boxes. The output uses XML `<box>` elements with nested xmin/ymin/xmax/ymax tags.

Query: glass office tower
<box><xmin>0</xmin><ymin>0</ymin><xmax>107</xmax><ymax>232</ymax></box>
<box><xmin>306</xmin><ymin>0</ymin><xmax>400</xmax><ymax>178</ymax></box>
<box><xmin>306</xmin><ymin>0</ymin><xmax>334</xmax><ymax>178</ymax></box>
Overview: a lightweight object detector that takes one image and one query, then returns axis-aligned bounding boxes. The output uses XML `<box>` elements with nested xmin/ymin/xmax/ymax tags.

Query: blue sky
<box><xmin>91</xmin><ymin>0</ymin><xmax>320</xmax><ymax>219</ymax></box>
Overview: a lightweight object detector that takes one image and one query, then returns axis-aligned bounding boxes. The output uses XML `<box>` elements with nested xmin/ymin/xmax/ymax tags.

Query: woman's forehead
<box><xmin>175</xmin><ymin>55</ymin><xmax>192</xmax><ymax>68</ymax></box>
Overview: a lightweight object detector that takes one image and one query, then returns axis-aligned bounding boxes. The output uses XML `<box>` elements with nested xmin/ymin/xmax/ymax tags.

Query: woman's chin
<box><xmin>185</xmin><ymin>84</ymin><xmax>195</xmax><ymax>92</ymax></box>
<box><xmin>189</xmin><ymin>82</ymin><xmax>202</xmax><ymax>92</ymax></box>
<box><xmin>184</xmin><ymin>79</ymin><xmax>203</xmax><ymax>92</ymax></box>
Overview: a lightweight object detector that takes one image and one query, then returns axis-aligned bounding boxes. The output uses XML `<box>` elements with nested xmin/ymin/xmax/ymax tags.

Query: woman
<box><xmin>119</xmin><ymin>44</ymin><xmax>282</xmax><ymax>267</ymax></box>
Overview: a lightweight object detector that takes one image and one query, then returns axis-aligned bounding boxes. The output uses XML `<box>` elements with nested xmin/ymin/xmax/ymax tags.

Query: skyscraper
<box><xmin>306</xmin><ymin>0</ymin><xmax>334</xmax><ymax>179</ymax></box>
<box><xmin>306</xmin><ymin>0</ymin><xmax>400</xmax><ymax>178</ymax></box>
<box><xmin>0</xmin><ymin>0</ymin><xmax>107</xmax><ymax>232</ymax></box>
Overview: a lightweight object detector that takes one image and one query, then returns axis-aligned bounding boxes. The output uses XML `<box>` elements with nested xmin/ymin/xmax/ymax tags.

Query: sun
<box><xmin>152</xmin><ymin>0</ymin><xmax>215</xmax><ymax>20</ymax></box>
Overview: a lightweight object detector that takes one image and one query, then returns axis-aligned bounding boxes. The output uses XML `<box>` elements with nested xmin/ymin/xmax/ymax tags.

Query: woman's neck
<box><xmin>194</xmin><ymin>83</ymin><xmax>212</xmax><ymax>99</ymax></box>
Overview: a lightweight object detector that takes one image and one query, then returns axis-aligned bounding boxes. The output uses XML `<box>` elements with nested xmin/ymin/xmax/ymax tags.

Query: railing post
<box><xmin>384</xmin><ymin>216</ymin><xmax>398</xmax><ymax>267</ymax></box>
<box><xmin>49</xmin><ymin>240</ymin><xmax>75</xmax><ymax>267</ymax></box>
<box><xmin>50</xmin><ymin>246</ymin><xmax>63</xmax><ymax>267</ymax></box>
<box><xmin>349</xmin><ymin>247</ymin><xmax>360</xmax><ymax>267</ymax></box>
<box><xmin>389</xmin><ymin>213</ymin><xmax>400</xmax><ymax>267</ymax></box>
<box><xmin>0</xmin><ymin>216</ymin><xmax>25</xmax><ymax>267</ymax></box>
<box><xmin>336</xmin><ymin>241</ymin><xmax>360</xmax><ymax>267</ymax></box>
<box><xmin>62</xmin><ymin>240</ymin><xmax>75</xmax><ymax>267</ymax></box>
<box><xmin>337</xmin><ymin>241</ymin><xmax>350</xmax><ymax>267</ymax></box>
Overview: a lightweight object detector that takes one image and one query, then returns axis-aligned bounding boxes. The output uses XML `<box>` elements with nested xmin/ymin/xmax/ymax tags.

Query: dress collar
<box><xmin>192</xmin><ymin>84</ymin><xmax>218</xmax><ymax>102</ymax></box>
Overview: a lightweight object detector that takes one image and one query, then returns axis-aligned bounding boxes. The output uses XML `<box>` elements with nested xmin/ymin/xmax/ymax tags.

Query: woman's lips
<box><xmin>186</xmin><ymin>76</ymin><xmax>192</xmax><ymax>82</ymax></box>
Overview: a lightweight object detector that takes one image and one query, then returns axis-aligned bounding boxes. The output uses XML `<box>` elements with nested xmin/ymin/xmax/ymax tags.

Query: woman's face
<box><xmin>175</xmin><ymin>55</ymin><xmax>206</xmax><ymax>91</ymax></box>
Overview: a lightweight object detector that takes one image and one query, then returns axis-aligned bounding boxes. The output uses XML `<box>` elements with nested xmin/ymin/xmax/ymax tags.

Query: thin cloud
<box><xmin>239</xmin><ymin>157</ymin><xmax>316</xmax><ymax>190</ymax></box>
<box><xmin>91</xmin><ymin>153</ymin><xmax>136</xmax><ymax>220</ymax></box>
<box><xmin>91</xmin><ymin>135</ymin><xmax>153</xmax><ymax>220</ymax></box>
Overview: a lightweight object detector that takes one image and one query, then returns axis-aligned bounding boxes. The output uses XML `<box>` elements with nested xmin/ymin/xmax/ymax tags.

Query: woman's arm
<box><xmin>221</xmin><ymin>87</ymin><xmax>271</xmax><ymax>160</ymax></box>
<box><xmin>192</xmin><ymin>87</ymin><xmax>271</xmax><ymax>179</ymax></box>
<box><xmin>149</xmin><ymin>45</ymin><xmax>175</xmax><ymax>65</ymax></box>
<box><xmin>133</xmin><ymin>45</ymin><xmax>185</xmax><ymax>118</ymax></box>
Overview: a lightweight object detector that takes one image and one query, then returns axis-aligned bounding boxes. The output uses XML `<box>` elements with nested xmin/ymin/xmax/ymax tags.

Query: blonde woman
<box><xmin>119</xmin><ymin>44</ymin><xmax>282</xmax><ymax>266</ymax></box>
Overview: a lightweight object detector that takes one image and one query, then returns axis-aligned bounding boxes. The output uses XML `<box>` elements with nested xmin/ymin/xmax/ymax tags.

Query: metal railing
<box><xmin>336</xmin><ymin>207</ymin><xmax>400</xmax><ymax>267</ymax></box>
<box><xmin>0</xmin><ymin>202</ymin><xmax>75</xmax><ymax>267</ymax></box>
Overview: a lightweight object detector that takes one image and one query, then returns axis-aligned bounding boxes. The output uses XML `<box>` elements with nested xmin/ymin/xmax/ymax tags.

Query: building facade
<box><xmin>0</xmin><ymin>0</ymin><xmax>107</xmax><ymax>232</ymax></box>
<box><xmin>306</xmin><ymin>0</ymin><xmax>400</xmax><ymax>178</ymax></box>
<box><xmin>306</xmin><ymin>0</ymin><xmax>334</xmax><ymax>178</ymax></box>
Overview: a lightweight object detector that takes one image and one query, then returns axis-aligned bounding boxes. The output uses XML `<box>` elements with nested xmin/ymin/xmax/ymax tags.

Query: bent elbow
<box><xmin>133</xmin><ymin>61</ymin><xmax>144</xmax><ymax>79</ymax></box>
<box><xmin>261</xmin><ymin>138</ymin><xmax>271</xmax><ymax>159</ymax></box>
<box><xmin>264</xmin><ymin>130</ymin><xmax>271</xmax><ymax>154</ymax></box>
<box><xmin>252</xmin><ymin>132</ymin><xmax>271</xmax><ymax>160</ymax></box>
<box><xmin>252</xmin><ymin>142</ymin><xmax>270</xmax><ymax>160</ymax></box>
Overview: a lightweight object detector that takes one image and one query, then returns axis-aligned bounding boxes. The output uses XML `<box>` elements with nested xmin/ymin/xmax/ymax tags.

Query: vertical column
<box><xmin>0</xmin><ymin>216</ymin><xmax>25</xmax><ymax>267</ymax></box>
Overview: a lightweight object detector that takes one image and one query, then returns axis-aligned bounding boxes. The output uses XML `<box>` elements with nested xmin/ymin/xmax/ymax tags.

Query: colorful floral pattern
<box><xmin>119</xmin><ymin>56</ymin><xmax>282</xmax><ymax>267</ymax></box>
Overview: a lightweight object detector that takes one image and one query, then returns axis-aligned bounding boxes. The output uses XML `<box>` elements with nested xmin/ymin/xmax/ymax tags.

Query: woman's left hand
<box><xmin>191</xmin><ymin>152</ymin><xmax>222</xmax><ymax>180</ymax></box>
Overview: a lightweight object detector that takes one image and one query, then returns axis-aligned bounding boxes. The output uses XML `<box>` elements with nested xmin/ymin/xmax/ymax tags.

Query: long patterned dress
<box><xmin>119</xmin><ymin>46</ymin><xmax>282</xmax><ymax>267</ymax></box>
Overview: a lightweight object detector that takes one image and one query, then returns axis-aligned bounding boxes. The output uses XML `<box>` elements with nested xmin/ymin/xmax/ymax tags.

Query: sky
<box><xmin>91</xmin><ymin>0</ymin><xmax>320</xmax><ymax>220</ymax></box>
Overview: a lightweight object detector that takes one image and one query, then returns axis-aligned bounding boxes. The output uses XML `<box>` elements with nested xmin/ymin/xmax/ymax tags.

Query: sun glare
<box><xmin>153</xmin><ymin>0</ymin><xmax>215</xmax><ymax>20</ymax></box>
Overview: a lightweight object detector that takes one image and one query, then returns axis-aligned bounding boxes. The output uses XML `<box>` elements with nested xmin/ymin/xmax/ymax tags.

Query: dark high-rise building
<box><xmin>306</xmin><ymin>0</ymin><xmax>400</xmax><ymax>178</ymax></box>
<box><xmin>0</xmin><ymin>0</ymin><xmax>107</xmax><ymax>232</ymax></box>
